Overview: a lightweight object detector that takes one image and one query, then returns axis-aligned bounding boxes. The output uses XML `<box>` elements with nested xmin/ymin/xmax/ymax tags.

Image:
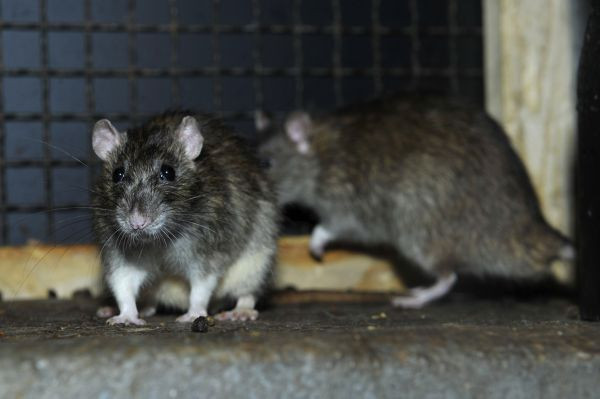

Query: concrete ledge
<box><xmin>1</xmin><ymin>298</ymin><xmax>599</xmax><ymax>398</ymax></box>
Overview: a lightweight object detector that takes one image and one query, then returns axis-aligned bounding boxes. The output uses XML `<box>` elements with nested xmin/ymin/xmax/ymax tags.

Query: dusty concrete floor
<box><xmin>0</xmin><ymin>294</ymin><xmax>599</xmax><ymax>399</ymax></box>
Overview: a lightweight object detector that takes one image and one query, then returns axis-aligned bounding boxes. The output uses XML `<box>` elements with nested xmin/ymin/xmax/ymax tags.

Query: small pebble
<box><xmin>191</xmin><ymin>316</ymin><xmax>209</xmax><ymax>333</ymax></box>
<box><xmin>206</xmin><ymin>316</ymin><xmax>215</xmax><ymax>327</ymax></box>
<box><xmin>371</xmin><ymin>312</ymin><xmax>387</xmax><ymax>320</ymax></box>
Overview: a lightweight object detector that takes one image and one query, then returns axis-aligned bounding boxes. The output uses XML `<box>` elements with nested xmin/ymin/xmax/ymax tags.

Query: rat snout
<box><xmin>129</xmin><ymin>208</ymin><xmax>153</xmax><ymax>230</ymax></box>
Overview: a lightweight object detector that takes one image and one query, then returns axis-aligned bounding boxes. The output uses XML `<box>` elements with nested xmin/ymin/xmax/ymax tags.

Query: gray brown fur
<box><xmin>259</xmin><ymin>96</ymin><xmax>572</xmax><ymax>282</ymax></box>
<box><xmin>92</xmin><ymin>112</ymin><xmax>278</xmax><ymax>313</ymax></box>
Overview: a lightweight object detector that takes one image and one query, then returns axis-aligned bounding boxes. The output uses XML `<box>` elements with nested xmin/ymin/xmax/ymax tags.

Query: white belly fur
<box><xmin>153</xmin><ymin>246</ymin><xmax>274</xmax><ymax>311</ymax></box>
<box><xmin>215</xmin><ymin>245</ymin><xmax>273</xmax><ymax>298</ymax></box>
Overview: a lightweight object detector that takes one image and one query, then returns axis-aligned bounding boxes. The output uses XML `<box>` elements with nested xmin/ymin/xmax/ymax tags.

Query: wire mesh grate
<box><xmin>0</xmin><ymin>0</ymin><xmax>484</xmax><ymax>244</ymax></box>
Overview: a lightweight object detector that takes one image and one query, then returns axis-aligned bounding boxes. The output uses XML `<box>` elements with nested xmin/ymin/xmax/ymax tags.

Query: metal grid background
<box><xmin>0</xmin><ymin>0</ymin><xmax>483</xmax><ymax>245</ymax></box>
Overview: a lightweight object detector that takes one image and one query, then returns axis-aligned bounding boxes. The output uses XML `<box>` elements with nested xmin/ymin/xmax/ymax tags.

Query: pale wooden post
<box><xmin>483</xmin><ymin>0</ymin><xmax>588</xmax><ymax>235</ymax></box>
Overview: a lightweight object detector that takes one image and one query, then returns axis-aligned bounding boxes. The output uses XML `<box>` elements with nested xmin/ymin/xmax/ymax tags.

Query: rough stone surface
<box><xmin>0</xmin><ymin>296</ymin><xmax>599</xmax><ymax>399</ymax></box>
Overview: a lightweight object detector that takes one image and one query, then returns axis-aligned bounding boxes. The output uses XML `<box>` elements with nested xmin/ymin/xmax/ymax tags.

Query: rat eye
<box><xmin>160</xmin><ymin>164</ymin><xmax>175</xmax><ymax>181</ymax></box>
<box><xmin>112</xmin><ymin>167</ymin><xmax>125</xmax><ymax>183</ymax></box>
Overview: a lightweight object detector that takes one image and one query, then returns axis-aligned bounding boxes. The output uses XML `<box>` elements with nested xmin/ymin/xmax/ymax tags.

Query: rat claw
<box><xmin>309</xmin><ymin>248</ymin><xmax>324</xmax><ymax>262</ymax></box>
<box><xmin>107</xmin><ymin>314</ymin><xmax>147</xmax><ymax>326</ymax></box>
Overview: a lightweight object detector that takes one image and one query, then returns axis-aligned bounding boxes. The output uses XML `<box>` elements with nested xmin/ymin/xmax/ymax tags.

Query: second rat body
<box><xmin>92</xmin><ymin>112</ymin><xmax>278</xmax><ymax>325</ymax></box>
<box><xmin>257</xmin><ymin>96</ymin><xmax>573</xmax><ymax>308</ymax></box>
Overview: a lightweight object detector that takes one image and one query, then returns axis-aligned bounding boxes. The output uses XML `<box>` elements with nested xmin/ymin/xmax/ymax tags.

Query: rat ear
<box><xmin>175</xmin><ymin>116</ymin><xmax>204</xmax><ymax>160</ymax></box>
<box><xmin>92</xmin><ymin>119</ymin><xmax>123</xmax><ymax>161</ymax></box>
<box><xmin>285</xmin><ymin>111</ymin><xmax>312</xmax><ymax>155</ymax></box>
<box><xmin>254</xmin><ymin>110</ymin><xmax>272</xmax><ymax>132</ymax></box>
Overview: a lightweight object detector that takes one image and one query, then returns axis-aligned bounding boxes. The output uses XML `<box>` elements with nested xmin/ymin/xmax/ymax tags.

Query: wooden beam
<box><xmin>0</xmin><ymin>236</ymin><xmax>406</xmax><ymax>300</ymax></box>
<box><xmin>483</xmin><ymin>0</ymin><xmax>587</xmax><ymax>235</ymax></box>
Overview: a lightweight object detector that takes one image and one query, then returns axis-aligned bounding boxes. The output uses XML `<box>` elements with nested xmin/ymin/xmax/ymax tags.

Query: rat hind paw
<box><xmin>96</xmin><ymin>306</ymin><xmax>118</xmax><ymax>318</ymax></box>
<box><xmin>391</xmin><ymin>294</ymin><xmax>430</xmax><ymax>309</ymax></box>
<box><xmin>391</xmin><ymin>273</ymin><xmax>457</xmax><ymax>309</ymax></box>
<box><xmin>106</xmin><ymin>314</ymin><xmax>147</xmax><ymax>326</ymax></box>
<box><xmin>139</xmin><ymin>306</ymin><xmax>157</xmax><ymax>318</ymax></box>
<box><xmin>215</xmin><ymin>308</ymin><xmax>259</xmax><ymax>322</ymax></box>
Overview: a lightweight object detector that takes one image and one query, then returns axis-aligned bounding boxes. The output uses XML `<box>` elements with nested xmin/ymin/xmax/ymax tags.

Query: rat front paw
<box><xmin>176</xmin><ymin>311</ymin><xmax>207</xmax><ymax>323</ymax></box>
<box><xmin>107</xmin><ymin>314</ymin><xmax>147</xmax><ymax>326</ymax></box>
<box><xmin>309</xmin><ymin>225</ymin><xmax>332</xmax><ymax>262</ymax></box>
<box><xmin>215</xmin><ymin>308</ymin><xmax>259</xmax><ymax>322</ymax></box>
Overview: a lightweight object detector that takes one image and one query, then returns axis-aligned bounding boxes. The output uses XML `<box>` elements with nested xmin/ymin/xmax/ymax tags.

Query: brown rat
<box><xmin>92</xmin><ymin>111</ymin><xmax>278</xmax><ymax>325</ymax></box>
<box><xmin>257</xmin><ymin>95</ymin><xmax>574</xmax><ymax>308</ymax></box>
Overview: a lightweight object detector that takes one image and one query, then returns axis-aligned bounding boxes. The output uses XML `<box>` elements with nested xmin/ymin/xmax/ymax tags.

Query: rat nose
<box><xmin>129</xmin><ymin>209</ymin><xmax>152</xmax><ymax>230</ymax></box>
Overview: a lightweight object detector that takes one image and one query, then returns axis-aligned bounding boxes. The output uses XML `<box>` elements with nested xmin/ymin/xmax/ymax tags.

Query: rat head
<box><xmin>256</xmin><ymin>110</ymin><xmax>318</xmax><ymax>206</ymax></box>
<box><xmin>92</xmin><ymin>115</ymin><xmax>203</xmax><ymax>245</ymax></box>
